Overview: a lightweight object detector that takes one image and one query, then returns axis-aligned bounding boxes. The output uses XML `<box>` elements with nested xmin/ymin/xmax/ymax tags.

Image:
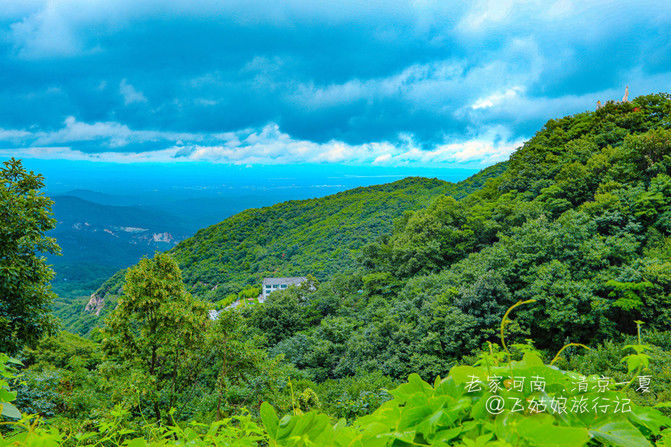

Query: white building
<box><xmin>262</xmin><ymin>277</ymin><xmax>307</xmax><ymax>299</ymax></box>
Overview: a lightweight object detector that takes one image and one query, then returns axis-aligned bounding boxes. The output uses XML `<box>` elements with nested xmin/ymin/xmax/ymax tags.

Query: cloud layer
<box><xmin>0</xmin><ymin>117</ymin><xmax>523</xmax><ymax>165</ymax></box>
<box><xmin>1</xmin><ymin>0</ymin><xmax>670</xmax><ymax>165</ymax></box>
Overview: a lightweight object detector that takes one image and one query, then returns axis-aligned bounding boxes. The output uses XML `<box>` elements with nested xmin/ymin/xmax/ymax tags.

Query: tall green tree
<box><xmin>101</xmin><ymin>253</ymin><xmax>208</xmax><ymax>420</ymax></box>
<box><xmin>0</xmin><ymin>158</ymin><xmax>59</xmax><ymax>355</ymax></box>
<box><xmin>206</xmin><ymin>310</ymin><xmax>266</xmax><ymax>419</ymax></box>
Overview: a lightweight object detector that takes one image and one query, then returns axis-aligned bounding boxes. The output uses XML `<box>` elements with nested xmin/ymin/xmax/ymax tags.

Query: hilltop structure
<box><xmin>596</xmin><ymin>86</ymin><xmax>629</xmax><ymax>110</ymax></box>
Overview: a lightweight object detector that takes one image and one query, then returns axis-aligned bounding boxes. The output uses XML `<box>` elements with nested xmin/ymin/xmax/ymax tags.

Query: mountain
<box><xmin>247</xmin><ymin>93</ymin><xmax>671</xmax><ymax>381</ymax></box>
<box><xmin>17</xmin><ymin>94</ymin><xmax>671</xmax><ymax>447</ymax></box>
<box><xmin>48</xmin><ymin>196</ymin><xmax>192</xmax><ymax>300</ymax></box>
<box><xmin>84</xmin><ymin>163</ymin><xmax>507</xmax><ymax>321</ymax></box>
<box><xmin>74</xmin><ymin>93</ymin><xmax>671</xmax><ymax>344</ymax></box>
<box><xmin>60</xmin><ymin>189</ymin><xmax>142</xmax><ymax>207</ymax></box>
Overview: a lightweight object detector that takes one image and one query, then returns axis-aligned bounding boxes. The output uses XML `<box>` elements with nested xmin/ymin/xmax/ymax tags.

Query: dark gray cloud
<box><xmin>1</xmin><ymin>0</ymin><xmax>670</xmax><ymax>165</ymax></box>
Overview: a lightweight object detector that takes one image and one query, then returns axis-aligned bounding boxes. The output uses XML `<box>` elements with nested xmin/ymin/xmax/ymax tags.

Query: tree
<box><xmin>101</xmin><ymin>253</ymin><xmax>208</xmax><ymax>421</ymax></box>
<box><xmin>206</xmin><ymin>310</ymin><xmax>266</xmax><ymax>419</ymax></box>
<box><xmin>0</xmin><ymin>158</ymin><xmax>59</xmax><ymax>355</ymax></box>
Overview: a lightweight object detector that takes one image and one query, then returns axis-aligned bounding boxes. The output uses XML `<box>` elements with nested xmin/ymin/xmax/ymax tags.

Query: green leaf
<box><xmin>378</xmin><ymin>430</ymin><xmax>416</xmax><ymax>443</ymax></box>
<box><xmin>0</xmin><ymin>388</ymin><xmax>16</xmax><ymax>403</ymax></box>
<box><xmin>6</xmin><ymin>357</ymin><xmax>22</xmax><ymax>366</ymax></box>
<box><xmin>658</xmin><ymin>428</ymin><xmax>671</xmax><ymax>447</ymax></box>
<box><xmin>0</xmin><ymin>402</ymin><xmax>21</xmax><ymax>419</ymax></box>
<box><xmin>123</xmin><ymin>438</ymin><xmax>148</xmax><ymax>447</ymax></box>
<box><xmin>260</xmin><ymin>402</ymin><xmax>279</xmax><ymax>439</ymax></box>
<box><xmin>517</xmin><ymin>417</ymin><xmax>590</xmax><ymax>447</ymax></box>
<box><xmin>589</xmin><ymin>420</ymin><xmax>652</xmax><ymax>447</ymax></box>
<box><xmin>434</xmin><ymin>426</ymin><xmax>462</xmax><ymax>443</ymax></box>
<box><xmin>449</xmin><ymin>365</ymin><xmax>486</xmax><ymax>385</ymax></box>
<box><xmin>520</xmin><ymin>352</ymin><xmax>545</xmax><ymax>367</ymax></box>
<box><xmin>628</xmin><ymin>407</ymin><xmax>671</xmax><ymax>436</ymax></box>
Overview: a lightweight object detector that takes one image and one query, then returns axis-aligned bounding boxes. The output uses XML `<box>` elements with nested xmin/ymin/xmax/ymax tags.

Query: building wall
<box><xmin>262</xmin><ymin>277</ymin><xmax>305</xmax><ymax>299</ymax></box>
<box><xmin>262</xmin><ymin>282</ymin><xmax>289</xmax><ymax>299</ymax></box>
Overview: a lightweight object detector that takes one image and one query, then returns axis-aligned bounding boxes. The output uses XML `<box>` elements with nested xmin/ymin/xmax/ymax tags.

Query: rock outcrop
<box><xmin>85</xmin><ymin>291</ymin><xmax>106</xmax><ymax>316</ymax></box>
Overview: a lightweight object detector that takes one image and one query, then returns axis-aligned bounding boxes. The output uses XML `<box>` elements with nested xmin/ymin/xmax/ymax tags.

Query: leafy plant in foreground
<box><xmin>261</xmin><ymin>302</ymin><xmax>671</xmax><ymax>446</ymax></box>
<box><xmin>0</xmin><ymin>354</ymin><xmax>21</xmax><ymax>420</ymax></box>
<box><xmin>4</xmin><ymin>304</ymin><xmax>671</xmax><ymax>446</ymax></box>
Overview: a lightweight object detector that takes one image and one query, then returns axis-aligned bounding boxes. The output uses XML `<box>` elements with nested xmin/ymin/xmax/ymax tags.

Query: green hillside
<box><xmin>87</xmin><ymin>162</ymin><xmax>506</xmax><ymax>315</ymax></box>
<box><xmin>48</xmin><ymin>196</ymin><xmax>189</xmax><ymax>298</ymax></box>
<box><xmin>250</xmin><ymin>93</ymin><xmax>671</xmax><ymax>382</ymax></box>
<box><xmin>8</xmin><ymin>94</ymin><xmax>671</xmax><ymax>447</ymax></box>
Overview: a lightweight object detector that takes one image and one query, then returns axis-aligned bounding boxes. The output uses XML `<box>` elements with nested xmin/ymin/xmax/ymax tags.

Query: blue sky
<box><xmin>1</xmin><ymin>0</ymin><xmax>670</xmax><ymax>168</ymax></box>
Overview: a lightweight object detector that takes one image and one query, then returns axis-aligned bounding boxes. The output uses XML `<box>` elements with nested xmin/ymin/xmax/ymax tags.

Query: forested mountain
<box><xmin>46</xmin><ymin>196</ymin><xmax>194</xmax><ymax>334</ymax></box>
<box><xmin>6</xmin><ymin>93</ymin><xmax>671</xmax><ymax>447</ymax></box>
<box><xmin>49</xmin><ymin>195</ymin><xmax>190</xmax><ymax>295</ymax></box>
<box><xmin>245</xmin><ymin>93</ymin><xmax>671</xmax><ymax>382</ymax></box>
<box><xmin>88</xmin><ymin>162</ymin><xmax>506</xmax><ymax>314</ymax></box>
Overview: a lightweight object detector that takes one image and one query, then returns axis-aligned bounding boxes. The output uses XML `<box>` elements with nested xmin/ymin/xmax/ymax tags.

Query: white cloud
<box><xmin>373</xmin><ymin>153</ymin><xmax>392</xmax><ymax>164</ymax></box>
<box><xmin>462</xmin><ymin>86</ymin><xmax>641</xmax><ymax>125</ymax></box>
<box><xmin>457</xmin><ymin>0</ymin><xmax>671</xmax><ymax>45</ymax></box>
<box><xmin>119</xmin><ymin>79</ymin><xmax>147</xmax><ymax>105</ymax></box>
<box><xmin>9</xmin><ymin>2</ymin><xmax>82</xmax><ymax>58</ymax></box>
<box><xmin>458</xmin><ymin>0</ymin><xmax>517</xmax><ymax>32</ymax></box>
<box><xmin>0</xmin><ymin>118</ymin><xmax>523</xmax><ymax>166</ymax></box>
<box><xmin>290</xmin><ymin>37</ymin><xmax>544</xmax><ymax>116</ymax></box>
<box><xmin>26</xmin><ymin>116</ymin><xmax>197</xmax><ymax>148</ymax></box>
<box><xmin>0</xmin><ymin>129</ymin><xmax>33</xmax><ymax>140</ymax></box>
<box><xmin>4</xmin><ymin>0</ymin><xmax>670</xmax><ymax>162</ymax></box>
<box><xmin>472</xmin><ymin>86</ymin><xmax>524</xmax><ymax>110</ymax></box>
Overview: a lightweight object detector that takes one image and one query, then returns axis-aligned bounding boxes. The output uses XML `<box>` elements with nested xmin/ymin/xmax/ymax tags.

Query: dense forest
<box><xmin>3</xmin><ymin>93</ymin><xmax>671</xmax><ymax>445</ymax></box>
<box><xmin>68</xmin><ymin>163</ymin><xmax>504</xmax><ymax>335</ymax></box>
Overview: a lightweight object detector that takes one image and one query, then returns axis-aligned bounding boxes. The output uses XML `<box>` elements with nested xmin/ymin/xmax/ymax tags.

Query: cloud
<box><xmin>9</xmin><ymin>3</ymin><xmax>83</xmax><ymax>58</ymax></box>
<box><xmin>0</xmin><ymin>0</ymin><xmax>670</xmax><ymax>165</ymax></box>
<box><xmin>0</xmin><ymin>118</ymin><xmax>520</xmax><ymax>166</ymax></box>
<box><xmin>0</xmin><ymin>129</ymin><xmax>33</xmax><ymax>140</ymax></box>
<box><xmin>472</xmin><ymin>86</ymin><xmax>524</xmax><ymax>110</ymax></box>
<box><xmin>119</xmin><ymin>79</ymin><xmax>147</xmax><ymax>105</ymax></box>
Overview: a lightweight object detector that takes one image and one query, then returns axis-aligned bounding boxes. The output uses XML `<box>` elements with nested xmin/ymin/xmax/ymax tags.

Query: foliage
<box><xmin>560</xmin><ymin>331</ymin><xmax>671</xmax><ymax>414</ymax></box>
<box><xmin>0</xmin><ymin>353</ymin><xmax>22</xmax><ymax>419</ymax></box>
<box><xmin>2</xmin><ymin>408</ymin><xmax>268</xmax><ymax>446</ymax></box>
<box><xmin>7</xmin><ymin>93</ymin><xmax>671</xmax><ymax>445</ymax></box>
<box><xmin>261</xmin><ymin>349</ymin><xmax>671</xmax><ymax>446</ymax></box>
<box><xmin>5</xmin><ymin>339</ymin><xmax>671</xmax><ymax>446</ymax></box>
<box><xmin>90</xmin><ymin>166</ymin><xmax>506</xmax><ymax>318</ymax></box>
<box><xmin>252</xmin><ymin>94</ymin><xmax>671</xmax><ymax>381</ymax></box>
<box><xmin>0</xmin><ymin>158</ymin><xmax>60</xmax><ymax>355</ymax></box>
<box><xmin>101</xmin><ymin>253</ymin><xmax>209</xmax><ymax>421</ymax></box>
<box><xmin>311</xmin><ymin>372</ymin><xmax>395</xmax><ymax>420</ymax></box>
<box><xmin>14</xmin><ymin>331</ymin><xmax>104</xmax><ymax>419</ymax></box>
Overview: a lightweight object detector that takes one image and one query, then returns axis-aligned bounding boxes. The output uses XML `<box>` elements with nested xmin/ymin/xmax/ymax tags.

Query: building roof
<box><xmin>262</xmin><ymin>277</ymin><xmax>307</xmax><ymax>286</ymax></box>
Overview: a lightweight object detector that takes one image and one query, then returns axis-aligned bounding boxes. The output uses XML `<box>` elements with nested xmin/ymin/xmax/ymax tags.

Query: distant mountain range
<box><xmin>48</xmin><ymin>195</ymin><xmax>191</xmax><ymax>299</ymax></box>
<box><xmin>47</xmin><ymin>188</ymin><xmax>337</xmax><ymax>301</ymax></box>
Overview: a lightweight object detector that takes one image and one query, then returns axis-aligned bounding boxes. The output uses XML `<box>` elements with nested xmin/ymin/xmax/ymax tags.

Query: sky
<box><xmin>1</xmin><ymin>0</ymin><xmax>670</xmax><ymax>169</ymax></box>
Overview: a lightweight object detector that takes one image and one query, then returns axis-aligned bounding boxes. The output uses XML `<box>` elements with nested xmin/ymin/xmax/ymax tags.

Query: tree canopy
<box><xmin>0</xmin><ymin>158</ymin><xmax>59</xmax><ymax>355</ymax></box>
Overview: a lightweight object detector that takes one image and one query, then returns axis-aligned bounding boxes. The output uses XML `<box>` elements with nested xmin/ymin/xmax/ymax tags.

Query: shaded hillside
<box><xmin>48</xmin><ymin>196</ymin><xmax>190</xmax><ymax>299</ymax></box>
<box><xmin>87</xmin><ymin>163</ymin><xmax>506</xmax><ymax>316</ymax></box>
<box><xmin>249</xmin><ymin>93</ymin><xmax>671</xmax><ymax>382</ymax></box>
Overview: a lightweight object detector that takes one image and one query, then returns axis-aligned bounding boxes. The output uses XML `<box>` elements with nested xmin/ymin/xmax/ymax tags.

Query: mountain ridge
<box><xmin>81</xmin><ymin>163</ymin><xmax>507</xmax><ymax>329</ymax></box>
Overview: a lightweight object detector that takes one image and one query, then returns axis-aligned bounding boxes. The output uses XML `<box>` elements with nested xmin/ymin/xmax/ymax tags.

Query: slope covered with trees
<box><xmin>243</xmin><ymin>93</ymin><xmax>671</xmax><ymax>382</ymax></box>
<box><xmin>89</xmin><ymin>163</ymin><xmax>506</xmax><ymax>314</ymax></box>
<box><xmin>4</xmin><ymin>93</ymin><xmax>671</xmax><ymax>446</ymax></box>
